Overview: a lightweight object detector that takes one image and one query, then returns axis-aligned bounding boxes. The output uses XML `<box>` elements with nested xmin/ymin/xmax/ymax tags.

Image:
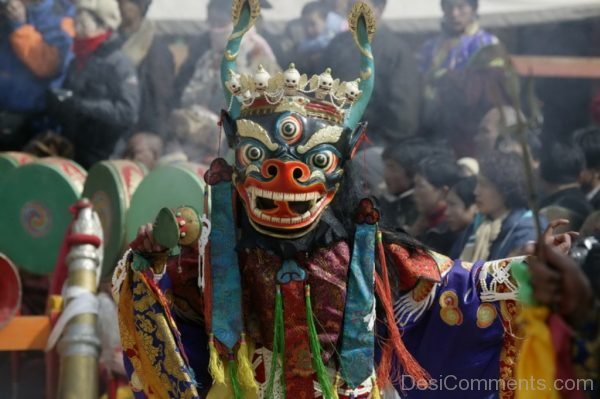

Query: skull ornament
<box><xmin>254</xmin><ymin>64</ymin><xmax>271</xmax><ymax>95</ymax></box>
<box><xmin>226</xmin><ymin>69</ymin><xmax>243</xmax><ymax>96</ymax></box>
<box><xmin>316</xmin><ymin>68</ymin><xmax>335</xmax><ymax>100</ymax></box>
<box><xmin>344</xmin><ymin>79</ymin><xmax>362</xmax><ymax>103</ymax></box>
<box><xmin>283</xmin><ymin>63</ymin><xmax>301</xmax><ymax>96</ymax></box>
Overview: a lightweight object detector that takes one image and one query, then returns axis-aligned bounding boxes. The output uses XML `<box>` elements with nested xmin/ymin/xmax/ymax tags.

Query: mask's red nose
<box><xmin>260</xmin><ymin>159</ymin><xmax>311</xmax><ymax>191</ymax></box>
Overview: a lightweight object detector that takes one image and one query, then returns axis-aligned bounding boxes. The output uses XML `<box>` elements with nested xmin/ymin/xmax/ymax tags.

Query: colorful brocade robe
<box><xmin>114</xmin><ymin>241</ymin><xmax>525</xmax><ymax>399</ymax></box>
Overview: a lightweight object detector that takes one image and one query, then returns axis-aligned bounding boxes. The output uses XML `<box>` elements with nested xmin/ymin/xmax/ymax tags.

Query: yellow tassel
<box><xmin>237</xmin><ymin>333</ymin><xmax>258</xmax><ymax>391</ymax></box>
<box><xmin>371</xmin><ymin>377</ymin><xmax>382</xmax><ymax>399</ymax></box>
<box><xmin>209</xmin><ymin>335</ymin><xmax>226</xmax><ymax>385</ymax></box>
<box><xmin>332</xmin><ymin>374</ymin><xmax>340</xmax><ymax>399</ymax></box>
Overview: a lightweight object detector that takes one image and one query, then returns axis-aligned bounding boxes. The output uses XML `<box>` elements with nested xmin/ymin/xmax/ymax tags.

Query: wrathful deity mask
<box><xmin>220</xmin><ymin>0</ymin><xmax>376</xmax><ymax>238</ymax></box>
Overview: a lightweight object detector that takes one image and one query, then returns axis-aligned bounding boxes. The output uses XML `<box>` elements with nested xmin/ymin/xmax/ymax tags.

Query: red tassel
<box><xmin>376</xmin><ymin>337</ymin><xmax>393</xmax><ymax>388</ymax></box>
<box><xmin>375</xmin><ymin>233</ymin><xmax>430</xmax><ymax>389</ymax></box>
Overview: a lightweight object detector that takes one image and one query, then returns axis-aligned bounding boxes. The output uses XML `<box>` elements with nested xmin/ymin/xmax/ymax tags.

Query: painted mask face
<box><xmin>219</xmin><ymin>1</ymin><xmax>376</xmax><ymax>238</ymax></box>
<box><xmin>224</xmin><ymin>111</ymin><xmax>364</xmax><ymax>238</ymax></box>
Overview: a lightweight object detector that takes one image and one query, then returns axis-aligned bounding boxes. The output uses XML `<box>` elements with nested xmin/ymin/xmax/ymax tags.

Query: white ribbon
<box><xmin>45</xmin><ymin>286</ymin><xmax>99</xmax><ymax>352</ymax></box>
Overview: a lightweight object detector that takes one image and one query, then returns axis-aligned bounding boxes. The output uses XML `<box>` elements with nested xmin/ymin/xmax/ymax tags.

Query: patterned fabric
<box><xmin>117</xmin><ymin>241</ymin><xmax>525</xmax><ymax>398</ymax></box>
<box><xmin>339</xmin><ymin>223</ymin><xmax>377</xmax><ymax>388</ymax></box>
<box><xmin>250</xmin><ymin>348</ymin><xmax>373</xmax><ymax>398</ymax></box>
<box><xmin>573</xmin><ymin>304</ymin><xmax>600</xmax><ymax>398</ymax></box>
<box><xmin>386</xmin><ymin>244</ymin><xmax>443</xmax><ymax>292</ymax></box>
<box><xmin>395</xmin><ymin>257</ymin><xmax>524</xmax><ymax>398</ymax></box>
<box><xmin>281</xmin><ymin>281</ymin><xmax>315</xmax><ymax>397</ymax></box>
<box><xmin>240</xmin><ymin>242</ymin><xmax>351</xmax><ymax>362</ymax></box>
<box><xmin>209</xmin><ymin>181</ymin><xmax>242</xmax><ymax>350</ymax></box>
<box><xmin>117</xmin><ymin>261</ymin><xmax>199</xmax><ymax>399</ymax></box>
<box><xmin>165</xmin><ymin>247</ymin><xmax>204</xmax><ymax>323</ymax></box>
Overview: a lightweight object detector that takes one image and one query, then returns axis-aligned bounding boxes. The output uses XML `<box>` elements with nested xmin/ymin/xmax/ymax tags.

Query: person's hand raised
<box><xmin>518</xmin><ymin>219</ymin><xmax>579</xmax><ymax>256</ymax></box>
<box><xmin>530</xmin><ymin>240</ymin><xmax>594</xmax><ymax>327</ymax></box>
<box><xmin>130</xmin><ymin>223</ymin><xmax>167</xmax><ymax>255</ymax></box>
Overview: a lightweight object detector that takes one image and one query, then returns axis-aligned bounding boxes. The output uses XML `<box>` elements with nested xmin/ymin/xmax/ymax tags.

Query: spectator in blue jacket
<box><xmin>459</xmin><ymin>152</ymin><xmax>545</xmax><ymax>261</ymax></box>
<box><xmin>0</xmin><ymin>0</ymin><xmax>74</xmax><ymax>150</ymax></box>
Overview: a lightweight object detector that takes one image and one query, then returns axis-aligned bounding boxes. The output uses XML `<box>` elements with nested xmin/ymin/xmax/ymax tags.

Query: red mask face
<box><xmin>224</xmin><ymin>111</ymin><xmax>364</xmax><ymax>238</ymax></box>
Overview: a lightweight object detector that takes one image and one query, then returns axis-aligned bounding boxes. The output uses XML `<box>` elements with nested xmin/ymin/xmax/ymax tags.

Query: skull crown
<box><xmin>224</xmin><ymin>63</ymin><xmax>363</xmax><ymax>113</ymax></box>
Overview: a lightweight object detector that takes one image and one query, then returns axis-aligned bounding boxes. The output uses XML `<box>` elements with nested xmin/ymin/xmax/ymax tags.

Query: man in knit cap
<box><xmin>47</xmin><ymin>0</ymin><xmax>140</xmax><ymax>169</ymax></box>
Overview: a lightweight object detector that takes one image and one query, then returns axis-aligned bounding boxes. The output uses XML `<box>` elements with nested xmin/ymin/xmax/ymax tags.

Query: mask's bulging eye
<box><xmin>281</xmin><ymin>122</ymin><xmax>297</xmax><ymax>138</ymax></box>
<box><xmin>278</xmin><ymin>115</ymin><xmax>303</xmax><ymax>144</ymax></box>
<box><xmin>309</xmin><ymin>151</ymin><xmax>338</xmax><ymax>172</ymax></box>
<box><xmin>240</xmin><ymin>145</ymin><xmax>264</xmax><ymax>165</ymax></box>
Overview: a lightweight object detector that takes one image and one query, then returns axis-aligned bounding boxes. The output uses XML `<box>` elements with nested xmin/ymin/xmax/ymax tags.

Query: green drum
<box><xmin>126</xmin><ymin>163</ymin><xmax>207</xmax><ymax>243</ymax></box>
<box><xmin>0</xmin><ymin>158</ymin><xmax>87</xmax><ymax>275</ymax></box>
<box><xmin>83</xmin><ymin>160</ymin><xmax>147</xmax><ymax>278</ymax></box>
<box><xmin>0</xmin><ymin>152</ymin><xmax>36</xmax><ymax>177</ymax></box>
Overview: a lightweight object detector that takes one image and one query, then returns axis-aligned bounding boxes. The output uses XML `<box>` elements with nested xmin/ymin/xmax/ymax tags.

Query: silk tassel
<box><xmin>266</xmin><ymin>286</ymin><xmax>285</xmax><ymax>398</ymax></box>
<box><xmin>237</xmin><ymin>333</ymin><xmax>258</xmax><ymax>391</ymax></box>
<box><xmin>305</xmin><ymin>285</ymin><xmax>336</xmax><ymax>399</ymax></box>
<box><xmin>228</xmin><ymin>357</ymin><xmax>242</xmax><ymax>399</ymax></box>
<box><xmin>208</xmin><ymin>334</ymin><xmax>225</xmax><ymax>385</ymax></box>
<box><xmin>371</xmin><ymin>377</ymin><xmax>382</xmax><ymax>399</ymax></box>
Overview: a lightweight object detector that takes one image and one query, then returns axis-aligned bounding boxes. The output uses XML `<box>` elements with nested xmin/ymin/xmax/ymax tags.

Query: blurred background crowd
<box><xmin>1</xmin><ymin>0</ymin><xmax>600</xmax><ymax>397</ymax></box>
